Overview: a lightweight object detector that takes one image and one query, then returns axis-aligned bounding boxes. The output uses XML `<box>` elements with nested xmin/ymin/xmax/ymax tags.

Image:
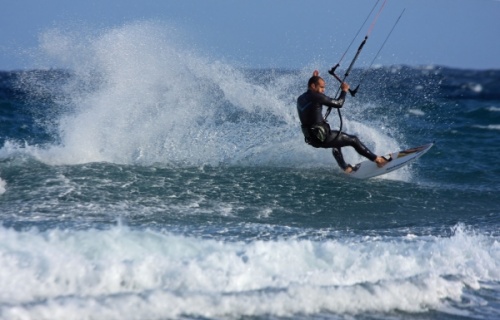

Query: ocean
<box><xmin>0</xmin><ymin>23</ymin><xmax>499</xmax><ymax>320</ymax></box>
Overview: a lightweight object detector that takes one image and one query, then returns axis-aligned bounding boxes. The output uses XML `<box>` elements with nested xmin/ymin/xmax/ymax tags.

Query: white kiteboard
<box><xmin>347</xmin><ymin>143</ymin><xmax>433</xmax><ymax>179</ymax></box>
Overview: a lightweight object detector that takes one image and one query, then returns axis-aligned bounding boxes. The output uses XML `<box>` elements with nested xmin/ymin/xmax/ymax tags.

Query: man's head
<box><xmin>308</xmin><ymin>76</ymin><xmax>326</xmax><ymax>94</ymax></box>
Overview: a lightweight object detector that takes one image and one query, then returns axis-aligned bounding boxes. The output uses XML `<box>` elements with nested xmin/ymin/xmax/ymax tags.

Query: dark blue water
<box><xmin>0</xmin><ymin>23</ymin><xmax>499</xmax><ymax>320</ymax></box>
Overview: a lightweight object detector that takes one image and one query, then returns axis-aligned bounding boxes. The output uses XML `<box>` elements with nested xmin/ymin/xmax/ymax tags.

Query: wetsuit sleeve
<box><xmin>313</xmin><ymin>91</ymin><xmax>347</xmax><ymax>109</ymax></box>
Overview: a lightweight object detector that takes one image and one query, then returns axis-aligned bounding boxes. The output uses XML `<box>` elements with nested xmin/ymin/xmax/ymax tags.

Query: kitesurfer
<box><xmin>297</xmin><ymin>70</ymin><xmax>388</xmax><ymax>173</ymax></box>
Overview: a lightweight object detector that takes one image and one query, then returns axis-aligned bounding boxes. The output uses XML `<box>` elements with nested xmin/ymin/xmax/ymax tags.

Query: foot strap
<box><xmin>382</xmin><ymin>155</ymin><xmax>392</xmax><ymax>162</ymax></box>
<box><xmin>346</xmin><ymin>163</ymin><xmax>361</xmax><ymax>173</ymax></box>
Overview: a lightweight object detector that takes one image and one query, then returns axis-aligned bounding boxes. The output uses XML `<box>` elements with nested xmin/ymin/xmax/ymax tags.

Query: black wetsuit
<box><xmin>297</xmin><ymin>89</ymin><xmax>377</xmax><ymax>170</ymax></box>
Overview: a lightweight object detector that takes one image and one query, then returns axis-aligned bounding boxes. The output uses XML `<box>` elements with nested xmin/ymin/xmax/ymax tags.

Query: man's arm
<box><xmin>313</xmin><ymin>90</ymin><xmax>347</xmax><ymax>109</ymax></box>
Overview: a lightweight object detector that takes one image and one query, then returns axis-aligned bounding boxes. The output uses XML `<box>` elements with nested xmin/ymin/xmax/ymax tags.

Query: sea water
<box><xmin>0</xmin><ymin>22</ymin><xmax>499</xmax><ymax>320</ymax></box>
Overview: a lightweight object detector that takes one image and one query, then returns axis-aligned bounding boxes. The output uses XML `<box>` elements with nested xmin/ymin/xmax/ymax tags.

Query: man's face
<box><xmin>311</xmin><ymin>79</ymin><xmax>326</xmax><ymax>94</ymax></box>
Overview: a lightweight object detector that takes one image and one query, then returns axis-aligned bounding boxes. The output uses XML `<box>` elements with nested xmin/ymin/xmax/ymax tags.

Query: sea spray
<box><xmin>20</xmin><ymin>22</ymin><xmax>301</xmax><ymax>166</ymax></box>
<box><xmin>14</xmin><ymin>22</ymin><xmax>401</xmax><ymax>177</ymax></box>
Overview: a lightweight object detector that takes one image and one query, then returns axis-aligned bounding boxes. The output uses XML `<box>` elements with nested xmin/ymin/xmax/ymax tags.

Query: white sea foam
<box><xmin>0</xmin><ymin>224</ymin><xmax>497</xmax><ymax>319</ymax></box>
<box><xmin>468</xmin><ymin>83</ymin><xmax>483</xmax><ymax>93</ymax></box>
<box><xmin>408</xmin><ymin>108</ymin><xmax>425</xmax><ymax>116</ymax></box>
<box><xmin>473</xmin><ymin>124</ymin><xmax>500</xmax><ymax>131</ymax></box>
<box><xmin>0</xmin><ymin>177</ymin><xmax>6</xmax><ymax>195</ymax></box>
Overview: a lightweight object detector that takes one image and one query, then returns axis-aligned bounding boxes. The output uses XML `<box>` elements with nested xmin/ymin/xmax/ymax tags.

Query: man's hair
<box><xmin>308</xmin><ymin>76</ymin><xmax>323</xmax><ymax>88</ymax></box>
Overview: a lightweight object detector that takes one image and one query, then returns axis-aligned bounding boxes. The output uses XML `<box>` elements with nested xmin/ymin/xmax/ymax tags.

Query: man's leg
<box><xmin>325</xmin><ymin>131</ymin><xmax>389</xmax><ymax>169</ymax></box>
<box><xmin>332</xmin><ymin>147</ymin><xmax>348</xmax><ymax>171</ymax></box>
<box><xmin>326</xmin><ymin>131</ymin><xmax>377</xmax><ymax>161</ymax></box>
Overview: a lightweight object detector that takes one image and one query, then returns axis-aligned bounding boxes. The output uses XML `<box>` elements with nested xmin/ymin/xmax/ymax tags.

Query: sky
<box><xmin>1</xmin><ymin>0</ymin><xmax>499</xmax><ymax>71</ymax></box>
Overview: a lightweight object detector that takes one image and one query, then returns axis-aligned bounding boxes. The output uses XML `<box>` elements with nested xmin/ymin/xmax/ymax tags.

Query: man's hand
<box><xmin>312</xmin><ymin>70</ymin><xmax>319</xmax><ymax>77</ymax></box>
<box><xmin>340</xmin><ymin>82</ymin><xmax>350</xmax><ymax>92</ymax></box>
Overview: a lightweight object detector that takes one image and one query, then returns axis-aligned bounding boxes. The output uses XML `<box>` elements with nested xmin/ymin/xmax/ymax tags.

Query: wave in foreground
<box><xmin>0</xmin><ymin>224</ymin><xmax>498</xmax><ymax>319</ymax></box>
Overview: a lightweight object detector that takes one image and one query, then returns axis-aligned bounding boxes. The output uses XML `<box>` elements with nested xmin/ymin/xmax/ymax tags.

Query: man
<box><xmin>297</xmin><ymin>70</ymin><xmax>388</xmax><ymax>173</ymax></box>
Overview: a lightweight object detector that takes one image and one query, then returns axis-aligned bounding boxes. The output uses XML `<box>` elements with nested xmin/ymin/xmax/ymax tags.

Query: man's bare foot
<box><xmin>344</xmin><ymin>164</ymin><xmax>360</xmax><ymax>174</ymax></box>
<box><xmin>344</xmin><ymin>166</ymin><xmax>354</xmax><ymax>174</ymax></box>
<box><xmin>375</xmin><ymin>156</ymin><xmax>389</xmax><ymax>168</ymax></box>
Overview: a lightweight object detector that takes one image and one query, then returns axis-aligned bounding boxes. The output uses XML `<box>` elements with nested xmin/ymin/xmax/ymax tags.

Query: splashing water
<box><xmin>13</xmin><ymin>21</ymin><xmax>402</xmax><ymax>177</ymax></box>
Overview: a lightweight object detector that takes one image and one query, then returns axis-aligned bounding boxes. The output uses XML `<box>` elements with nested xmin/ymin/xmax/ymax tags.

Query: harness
<box><xmin>301</xmin><ymin>122</ymin><xmax>330</xmax><ymax>147</ymax></box>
